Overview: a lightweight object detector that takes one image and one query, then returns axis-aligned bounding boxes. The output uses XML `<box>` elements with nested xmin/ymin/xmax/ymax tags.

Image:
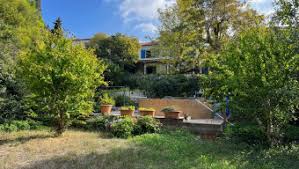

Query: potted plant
<box><xmin>183</xmin><ymin>113</ymin><xmax>191</xmax><ymax>120</ymax></box>
<box><xmin>161</xmin><ymin>106</ymin><xmax>182</xmax><ymax>119</ymax></box>
<box><xmin>100</xmin><ymin>93</ymin><xmax>115</xmax><ymax>115</ymax></box>
<box><xmin>120</xmin><ymin>106</ymin><xmax>135</xmax><ymax>117</ymax></box>
<box><xmin>139</xmin><ymin>107</ymin><xmax>155</xmax><ymax>117</ymax></box>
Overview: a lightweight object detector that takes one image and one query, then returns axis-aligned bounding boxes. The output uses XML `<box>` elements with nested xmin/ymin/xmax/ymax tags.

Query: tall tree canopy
<box><xmin>157</xmin><ymin>0</ymin><xmax>264</xmax><ymax>73</ymax></box>
<box><xmin>274</xmin><ymin>0</ymin><xmax>299</xmax><ymax>28</ymax></box>
<box><xmin>88</xmin><ymin>33</ymin><xmax>141</xmax><ymax>86</ymax></box>
<box><xmin>202</xmin><ymin>27</ymin><xmax>299</xmax><ymax>144</ymax></box>
<box><xmin>0</xmin><ymin>0</ymin><xmax>44</xmax><ymax>122</ymax></box>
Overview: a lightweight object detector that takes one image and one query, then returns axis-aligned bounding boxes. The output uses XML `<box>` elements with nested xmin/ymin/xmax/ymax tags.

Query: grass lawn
<box><xmin>0</xmin><ymin>129</ymin><xmax>298</xmax><ymax>169</ymax></box>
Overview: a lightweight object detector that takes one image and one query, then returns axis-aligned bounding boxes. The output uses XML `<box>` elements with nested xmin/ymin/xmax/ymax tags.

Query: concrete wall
<box><xmin>138</xmin><ymin>98</ymin><xmax>213</xmax><ymax>119</ymax></box>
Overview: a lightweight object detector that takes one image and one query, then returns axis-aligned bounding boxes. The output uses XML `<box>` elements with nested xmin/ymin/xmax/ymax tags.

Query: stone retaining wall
<box><xmin>138</xmin><ymin>98</ymin><xmax>213</xmax><ymax>119</ymax></box>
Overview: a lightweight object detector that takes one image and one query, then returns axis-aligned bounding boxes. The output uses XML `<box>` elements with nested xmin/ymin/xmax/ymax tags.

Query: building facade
<box><xmin>75</xmin><ymin>39</ymin><xmax>170</xmax><ymax>75</ymax></box>
<box><xmin>137</xmin><ymin>42</ymin><xmax>170</xmax><ymax>75</ymax></box>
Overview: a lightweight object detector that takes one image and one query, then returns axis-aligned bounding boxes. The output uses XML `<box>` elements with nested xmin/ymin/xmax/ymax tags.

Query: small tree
<box><xmin>17</xmin><ymin>30</ymin><xmax>106</xmax><ymax>135</ymax></box>
<box><xmin>203</xmin><ymin>27</ymin><xmax>299</xmax><ymax>145</ymax></box>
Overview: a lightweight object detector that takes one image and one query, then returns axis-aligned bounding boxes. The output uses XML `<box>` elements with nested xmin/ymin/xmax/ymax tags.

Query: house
<box><xmin>73</xmin><ymin>38</ymin><xmax>91</xmax><ymax>46</ymax></box>
<box><xmin>74</xmin><ymin>39</ymin><xmax>170</xmax><ymax>75</ymax></box>
<box><xmin>136</xmin><ymin>42</ymin><xmax>170</xmax><ymax>75</ymax></box>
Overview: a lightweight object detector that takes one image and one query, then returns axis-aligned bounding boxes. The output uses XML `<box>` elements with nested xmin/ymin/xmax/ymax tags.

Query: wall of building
<box><xmin>138</xmin><ymin>98</ymin><xmax>213</xmax><ymax>119</ymax></box>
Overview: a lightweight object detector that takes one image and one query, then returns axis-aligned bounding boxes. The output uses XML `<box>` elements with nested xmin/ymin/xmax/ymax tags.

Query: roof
<box><xmin>140</xmin><ymin>41</ymin><xmax>158</xmax><ymax>47</ymax></box>
<box><xmin>73</xmin><ymin>39</ymin><xmax>158</xmax><ymax>47</ymax></box>
<box><xmin>73</xmin><ymin>38</ymin><xmax>91</xmax><ymax>42</ymax></box>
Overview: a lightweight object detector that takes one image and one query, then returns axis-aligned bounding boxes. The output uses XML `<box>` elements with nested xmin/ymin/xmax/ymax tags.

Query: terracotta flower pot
<box><xmin>139</xmin><ymin>110</ymin><xmax>155</xmax><ymax>117</ymax></box>
<box><xmin>120</xmin><ymin>109</ymin><xmax>134</xmax><ymax>117</ymax></box>
<box><xmin>164</xmin><ymin>111</ymin><xmax>181</xmax><ymax>119</ymax></box>
<box><xmin>100</xmin><ymin>105</ymin><xmax>113</xmax><ymax>115</ymax></box>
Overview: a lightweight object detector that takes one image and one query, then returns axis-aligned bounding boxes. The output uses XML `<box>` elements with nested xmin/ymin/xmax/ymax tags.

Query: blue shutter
<box><xmin>141</xmin><ymin>49</ymin><xmax>146</xmax><ymax>59</ymax></box>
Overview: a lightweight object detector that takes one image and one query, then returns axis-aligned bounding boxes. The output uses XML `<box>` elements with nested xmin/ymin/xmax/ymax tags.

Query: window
<box><xmin>146</xmin><ymin>50</ymin><xmax>152</xmax><ymax>58</ymax></box>
<box><xmin>146</xmin><ymin>66</ymin><xmax>156</xmax><ymax>74</ymax></box>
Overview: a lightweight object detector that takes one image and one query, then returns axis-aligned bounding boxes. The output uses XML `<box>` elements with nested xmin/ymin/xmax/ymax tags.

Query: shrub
<box><xmin>0</xmin><ymin>123</ymin><xmax>18</xmax><ymax>132</ymax></box>
<box><xmin>161</xmin><ymin>106</ymin><xmax>176</xmax><ymax>113</ymax></box>
<box><xmin>86</xmin><ymin>116</ymin><xmax>107</xmax><ymax>131</ymax></box>
<box><xmin>120</xmin><ymin>106</ymin><xmax>135</xmax><ymax>111</ymax></box>
<box><xmin>132</xmin><ymin>74</ymin><xmax>200</xmax><ymax>98</ymax></box>
<box><xmin>111</xmin><ymin>117</ymin><xmax>135</xmax><ymax>138</ymax></box>
<box><xmin>27</xmin><ymin>119</ymin><xmax>44</xmax><ymax>130</ymax></box>
<box><xmin>10</xmin><ymin>120</ymin><xmax>31</xmax><ymax>130</ymax></box>
<box><xmin>86</xmin><ymin>115</ymin><xmax>120</xmax><ymax>131</ymax></box>
<box><xmin>133</xmin><ymin>116</ymin><xmax>161</xmax><ymax>135</ymax></box>
<box><xmin>0</xmin><ymin>120</ymin><xmax>43</xmax><ymax>132</ymax></box>
<box><xmin>284</xmin><ymin>125</ymin><xmax>299</xmax><ymax>143</ymax></box>
<box><xmin>114</xmin><ymin>95</ymin><xmax>135</xmax><ymax>107</ymax></box>
<box><xmin>100</xmin><ymin>93</ymin><xmax>115</xmax><ymax>105</ymax></box>
<box><xmin>224</xmin><ymin>123</ymin><xmax>267</xmax><ymax>145</ymax></box>
<box><xmin>71</xmin><ymin>119</ymin><xmax>88</xmax><ymax>129</ymax></box>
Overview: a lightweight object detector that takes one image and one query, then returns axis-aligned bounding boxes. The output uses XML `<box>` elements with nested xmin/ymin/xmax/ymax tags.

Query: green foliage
<box><xmin>0</xmin><ymin>120</ymin><xmax>44</xmax><ymax>132</ymax></box>
<box><xmin>0</xmin><ymin>0</ymin><xmax>44</xmax><ymax>122</ymax></box>
<box><xmin>284</xmin><ymin>125</ymin><xmax>299</xmax><ymax>142</ymax></box>
<box><xmin>203</xmin><ymin>27</ymin><xmax>299</xmax><ymax>144</ymax></box>
<box><xmin>273</xmin><ymin>0</ymin><xmax>299</xmax><ymax>28</ymax></box>
<box><xmin>73</xmin><ymin>115</ymin><xmax>162</xmax><ymax>138</ymax></box>
<box><xmin>157</xmin><ymin>0</ymin><xmax>264</xmax><ymax>73</ymax></box>
<box><xmin>71</xmin><ymin>119</ymin><xmax>88</xmax><ymax>129</ymax></box>
<box><xmin>85</xmin><ymin>115</ymin><xmax>119</xmax><ymax>131</ymax></box>
<box><xmin>114</xmin><ymin>95</ymin><xmax>135</xmax><ymax>107</ymax></box>
<box><xmin>17</xmin><ymin>25</ymin><xmax>106</xmax><ymax>135</ymax></box>
<box><xmin>100</xmin><ymin>93</ymin><xmax>115</xmax><ymax>105</ymax></box>
<box><xmin>132</xmin><ymin>130</ymin><xmax>299</xmax><ymax>169</ymax></box>
<box><xmin>0</xmin><ymin>123</ymin><xmax>18</xmax><ymax>132</ymax></box>
<box><xmin>111</xmin><ymin>116</ymin><xmax>135</xmax><ymax>138</ymax></box>
<box><xmin>133</xmin><ymin>116</ymin><xmax>161</xmax><ymax>135</ymax></box>
<box><xmin>224</xmin><ymin>124</ymin><xmax>268</xmax><ymax>145</ymax></box>
<box><xmin>10</xmin><ymin>120</ymin><xmax>31</xmax><ymax>130</ymax></box>
<box><xmin>86</xmin><ymin>116</ymin><xmax>107</xmax><ymax>131</ymax></box>
<box><xmin>120</xmin><ymin>106</ymin><xmax>135</xmax><ymax>111</ymax></box>
<box><xmin>89</xmin><ymin>33</ymin><xmax>140</xmax><ymax>67</ymax></box>
<box><xmin>88</xmin><ymin>33</ymin><xmax>141</xmax><ymax>86</ymax></box>
<box><xmin>133</xmin><ymin>74</ymin><xmax>200</xmax><ymax>98</ymax></box>
<box><xmin>161</xmin><ymin>106</ymin><xmax>176</xmax><ymax>113</ymax></box>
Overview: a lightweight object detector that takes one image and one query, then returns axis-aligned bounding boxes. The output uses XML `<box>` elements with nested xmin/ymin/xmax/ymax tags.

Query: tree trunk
<box><xmin>55</xmin><ymin>111</ymin><xmax>65</xmax><ymax>136</ymax></box>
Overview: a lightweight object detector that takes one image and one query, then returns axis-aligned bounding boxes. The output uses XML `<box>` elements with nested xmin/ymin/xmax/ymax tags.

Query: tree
<box><xmin>273</xmin><ymin>0</ymin><xmax>299</xmax><ymax>65</ymax></box>
<box><xmin>88</xmin><ymin>33</ymin><xmax>141</xmax><ymax>86</ymax></box>
<box><xmin>202</xmin><ymin>27</ymin><xmax>299</xmax><ymax>145</ymax></box>
<box><xmin>273</xmin><ymin>0</ymin><xmax>299</xmax><ymax>28</ymax></box>
<box><xmin>157</xmin><ymin>0</ymin><xmax>264</xmax><ymax>73</ymax></box>
<box><xmin>0</xmin><ymin>0</ymin><xmax>44</xmax><ymax>122</ymax></box>
<box><xmin>17</xmin><ymin>28</ymin><xmax>106</xmax><ymax>135</ymax></box>
<box><xmin>51</xmin><ymin>17</ymin><xmax>64</xmax><ymax>37</ymax></box>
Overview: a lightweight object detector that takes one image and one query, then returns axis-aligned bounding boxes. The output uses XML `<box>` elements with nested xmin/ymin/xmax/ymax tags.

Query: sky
<box><xmin>41</xmin><ymin>0</ymin><xmax>274</xmax><ymax>42</ymax></box>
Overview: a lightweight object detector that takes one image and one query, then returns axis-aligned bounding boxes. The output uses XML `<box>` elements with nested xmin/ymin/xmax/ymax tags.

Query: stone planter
<box><xmin>139</xmin><ymin>110</ymin><xmax>155</xmax><ymax>117</ymax></box>
<box><xmin>164</xmin><ymin>111</ymin><xmax>181</xmax><ymax>119</ymax></box>
<box><xmin>100</xmin><ymin>105</ymin><xmax>113</xmax><ymax>115</ymax></box>
<box><xmin>120</xmin><ymin>109</ymin><xmax>134</xmax><ymax>117</ymax></box>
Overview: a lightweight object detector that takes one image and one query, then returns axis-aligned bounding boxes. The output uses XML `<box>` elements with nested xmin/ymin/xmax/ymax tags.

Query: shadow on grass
<box><xmin>20</xmin><ymin>131</ymin><xmax>299</xmax><ymax>169</ymax></box>
<box><xmin>0</xmin><ymin>133</ymin><xmax>54</xmax><ymax>146</ymax></box>
<box><xmin>20</xmin><ymin>147</ymin><xmax>150</xmax><ymax>169</ymax></box>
